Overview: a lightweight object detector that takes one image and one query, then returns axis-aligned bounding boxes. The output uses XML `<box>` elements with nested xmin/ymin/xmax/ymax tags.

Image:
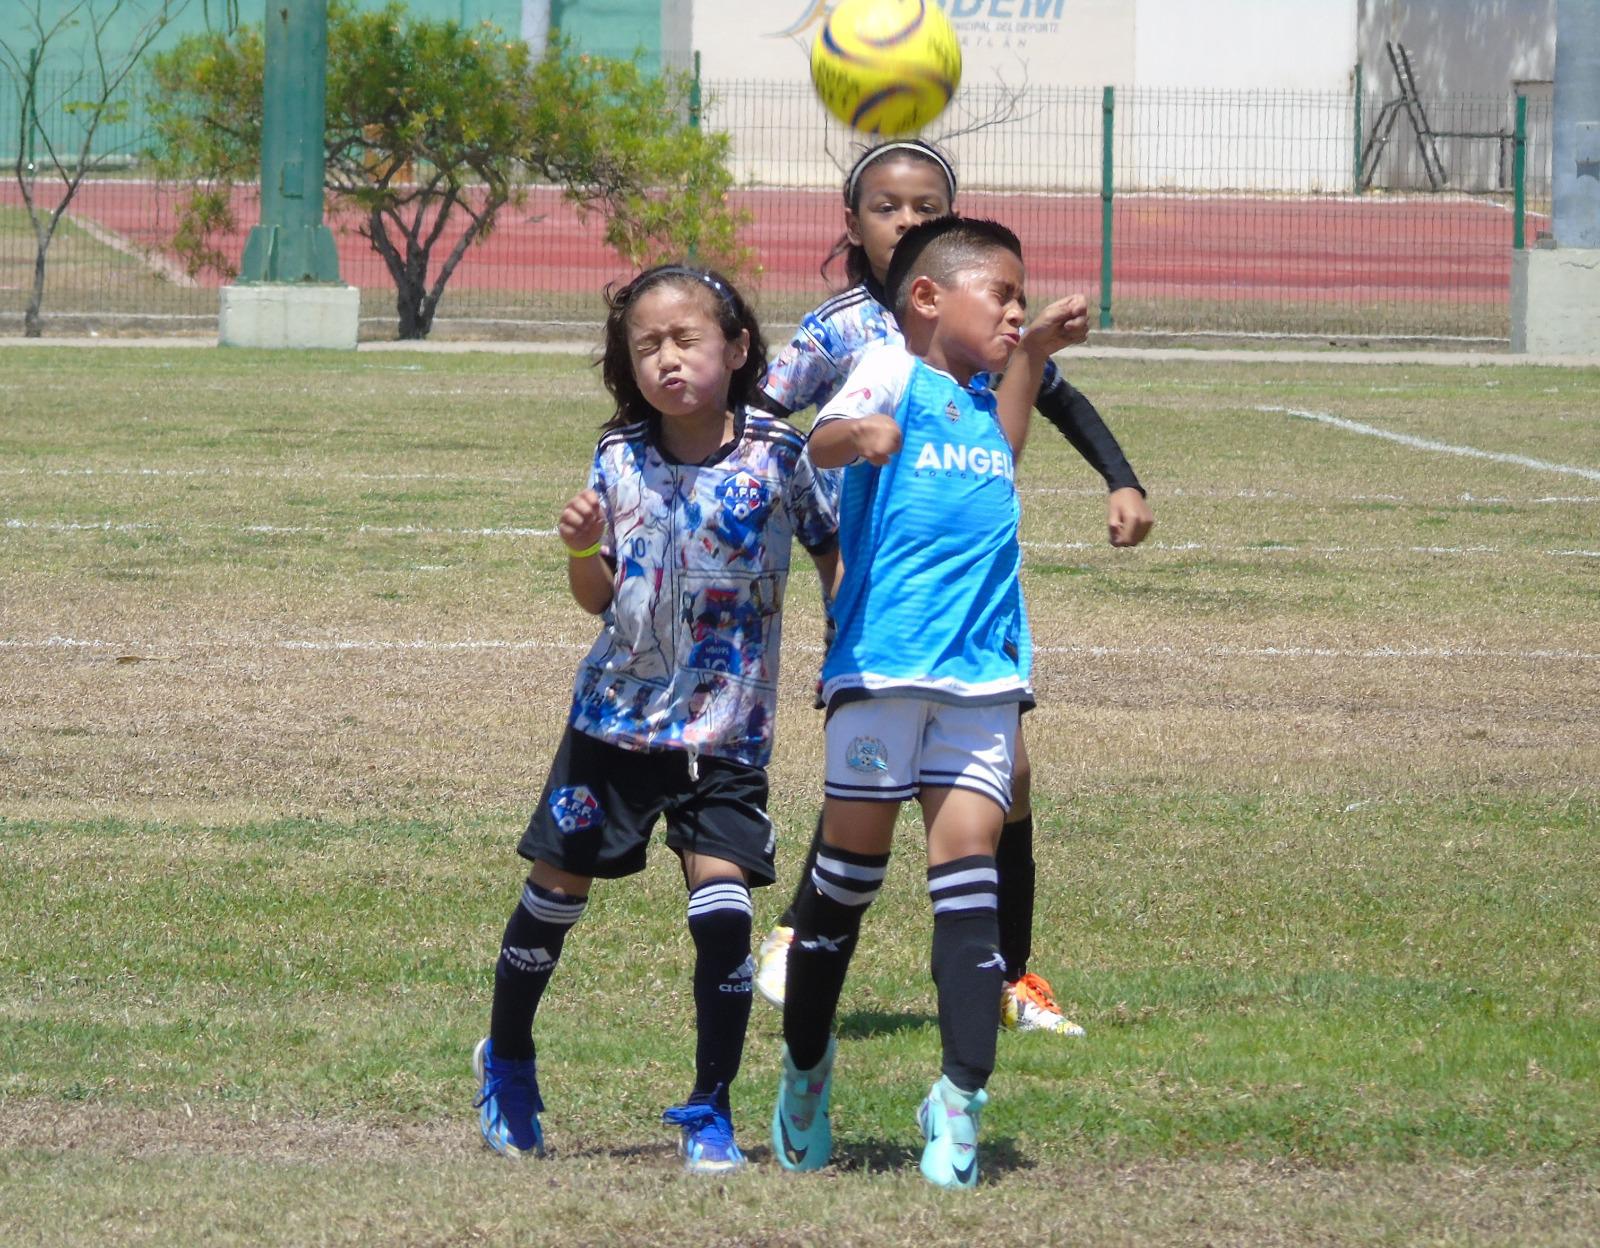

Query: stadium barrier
<box><xmin>0</xmin><ymin>70</ymin><xmax>1554</xmax><ymax>341</ymax></box>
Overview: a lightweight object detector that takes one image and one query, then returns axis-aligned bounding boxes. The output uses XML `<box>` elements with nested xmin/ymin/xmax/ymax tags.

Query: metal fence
<box><xmin>0</xmin><ymin>71</ymin><xmax>1554</xmax><ymax>341</ymax></box>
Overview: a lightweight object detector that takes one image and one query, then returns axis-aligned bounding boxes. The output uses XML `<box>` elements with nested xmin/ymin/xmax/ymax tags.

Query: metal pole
<box><xmin>238</xmin><ymin>0</ymin><xmax>342</xmax><ymax>282</ymax></box>
<box><xmin>1099</xmin><ymin>85</ymin><xmax>1114</xmax><ymax>331</ymax></box>
<box><xmin>690</xmin><ymin>50</ymin><xmax>701</xmax><ymax>131</ymax></box>
<box><xmin>1552</xmin><ymin>0</ymin><xmax>1600</xmax><ymax>247</ymax></box>
<box><xmin>1514</xmin><ymin>93</ymin><xmax>1528</xmax><ymax>251</ymax></box>
<box><xmin>1353</xmin><ymin>62</ymin><xmax>1363</xmax><ymax>192</ymax></box>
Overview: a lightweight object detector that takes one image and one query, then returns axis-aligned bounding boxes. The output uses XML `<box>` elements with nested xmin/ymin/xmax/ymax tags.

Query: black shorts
<box><xmin>518</xmin><ymin>727</ymin><xmax>776</xmax><ymax>886</ymax></box>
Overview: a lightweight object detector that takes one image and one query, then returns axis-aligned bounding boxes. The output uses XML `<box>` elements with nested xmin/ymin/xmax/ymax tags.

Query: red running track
<box><xmin>4</xmin><ymin>180</ymin><xmax>1535</xmax><ymax>307</ymax></box>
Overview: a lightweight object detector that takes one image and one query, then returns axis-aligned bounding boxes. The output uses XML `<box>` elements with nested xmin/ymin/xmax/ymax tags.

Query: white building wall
<box><xmin>687</xmin><ymin>1</ymin><xmax>1541</xmax><ymax>193</ymax></box>
<box><xmin>1128</xmin><ymin>0</ymin><xmax>1358</xmax><ymax>190</ymax></box>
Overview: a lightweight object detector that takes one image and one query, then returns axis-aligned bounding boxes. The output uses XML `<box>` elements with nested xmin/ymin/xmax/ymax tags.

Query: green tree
<box><xmin>148</xmin><ymin>2</ymin><xmax>752</xmax><ymax>339</ymax></box>
<box><xmin>2</xmin><ymin>0</ymin><xmax>190</xmax><ymax>337</ymax></box>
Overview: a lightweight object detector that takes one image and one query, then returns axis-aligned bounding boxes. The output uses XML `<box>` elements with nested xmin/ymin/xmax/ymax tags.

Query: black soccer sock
<box><xmin>489</xmin><ymin>880</ymin><xmax>587</xmax><ymax>1062</ymax></box>
<box><xmin>928</xmin><ymin>855</ymin><xmax>1004</xmax><ymax>1091</ymax></box>
<box><xmin>778</xmin><ymin>808</ymin><xmax>827</xmax><ymax>929</ymax></box>
<box><xmin>995</xmin><ymin>813</ymin><xmax>1036</xmax><ymax>982</ymax></box>
<box><xmin>782</xmin><ymin>844</ymin><xmax>889</xmax><ymax>1071</ymax></box>
<box><xmin>687</xmin><ymin>879</ymin><xmax>755</xmax><ymax>1109</ymax></box>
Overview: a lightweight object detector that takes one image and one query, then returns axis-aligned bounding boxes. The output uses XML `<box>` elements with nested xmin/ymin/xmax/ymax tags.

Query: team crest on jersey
<box><xmin>549</xmin><ymin>785</ymin><xmax>602</xmax><ymax>834</ymax></box>
<box><xmin>716</xmin><ymin>471</ymin><xmax>770</xmax><ymax>522</ymax></box>
<box><xmin>846</xmin><ymin>735</ymin><xmax>889</xmax><ymax>774</ymax></box>
<box><xmin>945</xmin><ymin>400</ymin><xmax>961</xmax><ymax>422</ymax></box>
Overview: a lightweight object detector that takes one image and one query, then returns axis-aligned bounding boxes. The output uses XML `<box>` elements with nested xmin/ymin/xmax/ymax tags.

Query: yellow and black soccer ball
<box><xmin>810</xmin><ymin>0</ymin><xmax>963</xmax><ymax>137</ymax></box>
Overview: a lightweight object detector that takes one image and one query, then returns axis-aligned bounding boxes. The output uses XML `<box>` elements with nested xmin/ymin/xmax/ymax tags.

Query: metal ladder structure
<box><xmin>1359</xmin><ymin>41</ymin><xmax>1449</xmax><ymax>190</ymax></box>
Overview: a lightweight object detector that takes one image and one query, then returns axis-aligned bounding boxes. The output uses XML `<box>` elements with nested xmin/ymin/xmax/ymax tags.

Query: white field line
<box><xmin>65</xmin><ymin>211</ymin><xmax>199</xmax><ymax>289</ymax></box>
<box><xmin>1021</xmin><ymin>538</ymin><xmax>1599</xmax><ymax>559</ymax></box>
<box><xmin>1033</xmin><ymin>643</ymin><xmax>1600</xmax><ymax>661</ymax></box>
<box><xmin>4</xmin><ymin>637</ymin><xmax>1597</xmax><ymax>662</ymax></box>
<box><xmin>1261</xmin><ymin>405</ymin><xmax>1600</xmax><ymax>482</ymax></box>
<box><xmin>4</xmin><ymin>519</ymin><xmax>557</xmax><ymax>539</ymax></box>
<box><xmin>6</xmin><ymin>466</ymin><xmax>1596</xmax><ymax>508</ymax></box>
<box><xmin>0</xmin><ymin>466</ymin><xmax>538</xmax><ymax>483</ymax></box>
<box><xmin>7</xmin><ymin>518</ymin><xmax>1596</xmax><ymax>559</ymax></box>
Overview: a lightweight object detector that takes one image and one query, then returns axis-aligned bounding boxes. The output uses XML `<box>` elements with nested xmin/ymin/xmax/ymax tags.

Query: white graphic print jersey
<box><xmin>569</xmin><ymin>411</ymin><xmax>838</xmax><ymax>767</ymax></box>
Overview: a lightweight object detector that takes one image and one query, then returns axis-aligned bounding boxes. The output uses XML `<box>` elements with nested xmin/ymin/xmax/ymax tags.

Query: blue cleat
<box><xmin>661</xmin><ymin>1095</ymin><xmax>746</xmax><ymax>1174</ymax></box>
<box><xmin>473</xmin><ymin>1037</ymin><xmax>545</xmax><ymax>1158</ymax></box>
<box><xmin>771</xmin><ymin>1039</ymin><xmax>835</xmax><ymax>1172</ymax></box>
<box><xmin>917</xmin><ymin>1075</ymin><xmax>987</xmax><ymax>1189</ymax></box>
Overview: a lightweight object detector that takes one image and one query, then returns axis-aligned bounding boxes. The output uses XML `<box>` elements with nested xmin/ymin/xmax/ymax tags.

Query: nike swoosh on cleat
<box><xmin>953</xmin><ymin>1157</ymin><xmax>976</xmax><ymax>1184</ymax></box>
<box><xmin>778</xmin><ymin>1114</ymin><xmax>807</xmax><ymax>1164</ymax></box>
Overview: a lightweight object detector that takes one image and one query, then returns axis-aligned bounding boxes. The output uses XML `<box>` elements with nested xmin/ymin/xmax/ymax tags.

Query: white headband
<box><xmin>844</xmin><ymin>142</ymin><xmax>958</xmax><ymax>205</ymax></box>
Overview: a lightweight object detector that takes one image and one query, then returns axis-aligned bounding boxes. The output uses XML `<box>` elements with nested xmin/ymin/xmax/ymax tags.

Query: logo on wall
<box><xmin>768</xmin><ymin>1</ymin><xmax>1068</xmax><ymax>43</ymax></box>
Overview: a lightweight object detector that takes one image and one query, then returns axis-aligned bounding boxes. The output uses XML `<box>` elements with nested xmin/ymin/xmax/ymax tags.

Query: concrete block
<box><xmin>1511</xmin><ymin>248</ymin><xmax>1600</xmax><ymax>355</ymax></box>
<box><xmin>219</xmin><ymin>283</ymin><xmax>360</xmax><ymax>350</ymax></box>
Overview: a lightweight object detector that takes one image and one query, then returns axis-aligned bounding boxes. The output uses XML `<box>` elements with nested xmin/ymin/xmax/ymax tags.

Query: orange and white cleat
<box><xmin>1000</xmin><ymin>972</ymin><xmax>1085</xmax><ymax>1037</ymax></box>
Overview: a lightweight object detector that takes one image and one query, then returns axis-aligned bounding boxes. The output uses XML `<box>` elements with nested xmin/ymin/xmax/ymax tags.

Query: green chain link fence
<box><xmin>0</xmin><ymin>69</ymin><xmax>1554</xmax><ymax>340</ymax></box>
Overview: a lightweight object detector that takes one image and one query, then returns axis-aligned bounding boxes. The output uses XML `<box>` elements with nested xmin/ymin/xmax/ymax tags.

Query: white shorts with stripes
<box><xmin>823</xmin><ymin>696</ymin><xmax>1019</xmax><ymax>810</ymax></box>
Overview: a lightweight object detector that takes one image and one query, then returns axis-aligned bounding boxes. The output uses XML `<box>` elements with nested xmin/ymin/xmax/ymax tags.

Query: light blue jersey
<box><xmin>811</xmin><ymin>344</ymin><xmax>1032</xmax><ymax>710</ymax></box>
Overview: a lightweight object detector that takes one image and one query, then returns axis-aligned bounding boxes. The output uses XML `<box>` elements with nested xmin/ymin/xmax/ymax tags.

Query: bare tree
<box><xmin>1</xmin><ymin>0</ymin><xmax>188</xmax><ymax>336</ymax></box>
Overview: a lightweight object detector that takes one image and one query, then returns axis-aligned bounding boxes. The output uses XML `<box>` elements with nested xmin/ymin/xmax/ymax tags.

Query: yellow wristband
<box><xmin>567</xmin><ymin>540</ymin><xmax>603</xmax><ymax>559</ymax></box>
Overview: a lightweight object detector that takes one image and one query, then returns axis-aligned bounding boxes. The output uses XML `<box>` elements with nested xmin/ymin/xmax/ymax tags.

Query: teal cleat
<box><xmin>771</xmin><ymin>1039</ymin><xmax>835</xmax><ymax>1172</ymax></box>
<box><xmin>917</xmin><ymin>1075</ymin><xmax>987</xmax><ymax>1189</ymax></box>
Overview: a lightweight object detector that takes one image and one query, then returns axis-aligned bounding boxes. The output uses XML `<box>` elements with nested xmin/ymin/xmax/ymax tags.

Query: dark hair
<box><xmin>883</xmin><ymin>216</ymin><xmax>1024</xmax><ymax>318</ymax></box>
<box><xmin>823</xmin><ymin>139</ymin><xmax>958</xmax><ymax>289</ymax></box>
<box><xmin>598</xmin><ymin>264</ymin><xmax>768</xmax><ymax>431</ymax></box>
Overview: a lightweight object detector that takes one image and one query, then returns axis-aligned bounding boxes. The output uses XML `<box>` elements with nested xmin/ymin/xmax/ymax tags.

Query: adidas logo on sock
<box><xmin>504</xmin><ymin>945</ymin><xmax>556</xmax><ymax>974</ymax></box>
<box><xmin>719</xmin><ymin>955</ymin><xmax>755</xmax><ymax>993</ymax></box>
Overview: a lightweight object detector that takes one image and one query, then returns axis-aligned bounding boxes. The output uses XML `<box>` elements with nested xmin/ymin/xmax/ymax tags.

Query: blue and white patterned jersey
<box><xmin>812</xmin><ymin>343</ymin><xmax>1032</xmax><ymax>709</ymax></box>
<box><xmin>570</xmin><ymin>411</ymin><xmax>839</xmax><ymax>767</ymax></box>
<box><xmin>761</xmin><ymin>281</ymin><xmax>1067</xmax><ymax>420</ymax></box>
<box><xmin>762</xmin><ymin>284</ymin><xmax>902</xmax><ymax>418</ymax></box>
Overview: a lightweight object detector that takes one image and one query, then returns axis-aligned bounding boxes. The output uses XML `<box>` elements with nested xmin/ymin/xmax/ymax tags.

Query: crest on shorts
<box><xmin>846</xmin><ymin>735</ymin><xmax>889</xmax><ymax>774</ymax></box>
<box><xmin>549</xmin><ymin>785</ymin><xmax>602</xmax><ymax>834</ymax></box>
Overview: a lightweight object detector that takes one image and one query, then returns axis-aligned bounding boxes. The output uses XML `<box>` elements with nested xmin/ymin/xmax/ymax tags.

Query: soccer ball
<box><xmin>810</xmin><ymin>0</ymin><xmax>962</xmax><ymax>137</ymax></box>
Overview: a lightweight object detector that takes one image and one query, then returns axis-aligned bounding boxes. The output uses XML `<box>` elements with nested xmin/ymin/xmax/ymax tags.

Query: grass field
<box><xmin>2</xmin><ymin>347</ymin><xmax>1598</xmax><ymax>1245</ymax></box>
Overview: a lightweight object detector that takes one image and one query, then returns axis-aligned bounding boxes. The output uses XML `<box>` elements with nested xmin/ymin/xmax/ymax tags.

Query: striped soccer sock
<box><xmin>687</xmin><ymin>878</ymin><xmax>755</xmax><ymax>1108</ymax></box>
<box><xmin>489</xmin><ymin>879</ymin><xmax>588</xmax><ymax>1062</ymax></box>
<box><xmin>782</xmin><ymin>845</ymin><xmax>890</xmax><ymax>1071</ymax></box>
<box><xmin>928</xmin><ymin>855</ymin><xmax>1004</xmax><ymax>1091</ymax></box>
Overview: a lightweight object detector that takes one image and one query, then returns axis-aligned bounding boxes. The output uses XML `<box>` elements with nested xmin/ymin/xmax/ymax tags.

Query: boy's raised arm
<box><xmin>996</xmin><ymin>294</ymin><xmax>1089</xmax><ymax>461</ymax></box>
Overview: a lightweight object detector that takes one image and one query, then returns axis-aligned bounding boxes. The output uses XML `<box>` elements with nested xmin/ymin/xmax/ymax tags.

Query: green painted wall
<box><xmin>13</xmin><ymin>0</ymin><xmax>655</xmax><ymax>72</ymax></box>
<box><xmin>551</xmin><ymin>0</ymin><xmax>662</xmax><ymax>69</ymax></box>
<box><xmin>5</xmin><ymin>1</ymin><xmax>670</xmax><ymax>163</ymax></box>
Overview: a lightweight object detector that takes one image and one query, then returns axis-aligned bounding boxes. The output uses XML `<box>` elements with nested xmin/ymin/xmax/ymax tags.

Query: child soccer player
<box><xmin>771</xmin><ymin>216</ymin><xmax>1086</xmax><ymax>1189</ymax></box>
<box><xmin>753</xmin><ymin>140</ymin><xmax>1153</xmax><ymax>1036</ymax></box>
<box><xmin>475</xmin><ymin>263</ymin><xmax>839</xmax><ymax>1172</ymax></box>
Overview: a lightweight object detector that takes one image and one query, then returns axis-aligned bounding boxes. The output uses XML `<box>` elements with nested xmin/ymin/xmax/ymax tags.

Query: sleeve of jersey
<box><xmin>1033</xmin><ymin>360</ymin><xmax>1145</xmax><ymax>496</ymax></box>
<box><xmin>586</xmin><ymin>444</ymin><xmax>618</xmax><ymax>564</ymax></box>
<box><xmin>809</xmin><ymin>345</ymin><xmax>913</xmax><ymax>458</ymax></box>
<box><xmin>758</xmin><ymin>317</ymin><xmax>843</xmax><ymax>416</ymax></box>
<box><xmin>787</xmin><ymin>446</ymin><xmax>841</xmax><ymax>556</ymax></box>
